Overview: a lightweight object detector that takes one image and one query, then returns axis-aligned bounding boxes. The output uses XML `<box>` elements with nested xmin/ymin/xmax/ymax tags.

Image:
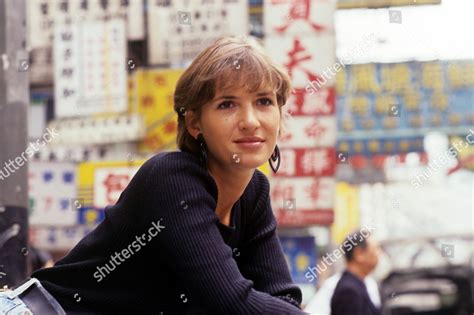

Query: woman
<box><xmin>2</xmin><ymin>36</ymin><xmax>307</xmax><ymax>314</ymax></box>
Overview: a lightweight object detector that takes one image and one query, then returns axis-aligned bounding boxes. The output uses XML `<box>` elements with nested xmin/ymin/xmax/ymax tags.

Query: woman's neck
<box><xmin>207</xmin><ymin>157</ymin><xmax>254</xmax><ymax>222</ymax></box>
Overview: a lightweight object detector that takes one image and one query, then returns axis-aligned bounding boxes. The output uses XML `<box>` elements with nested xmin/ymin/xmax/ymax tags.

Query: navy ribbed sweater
<box><xmin>32</xmin><ymin>151</ymin><xmax>307</xmax><ymax>314</ymax></box>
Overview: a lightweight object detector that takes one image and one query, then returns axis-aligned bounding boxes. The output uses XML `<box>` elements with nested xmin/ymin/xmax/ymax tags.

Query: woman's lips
<box><xmin>234</xmin><ymin>141</ymin><xmax>265</xmax><ymax>149</ymax></box>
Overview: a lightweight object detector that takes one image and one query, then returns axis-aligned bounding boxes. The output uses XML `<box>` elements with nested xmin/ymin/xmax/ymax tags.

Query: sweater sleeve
<box><xmin>239</xmin><ymin>171</ymin><xmax>304</xmax><ymax>310</ymax></box>
<box><xmin>142</xmin><ymin>155</ymin><xmax>307</xmax><ymax>314</ymax></box>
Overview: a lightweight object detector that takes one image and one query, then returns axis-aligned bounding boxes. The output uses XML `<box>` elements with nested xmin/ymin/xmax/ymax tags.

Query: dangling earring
<box><xmin>197</xmin><ymin>133</ymin><xmax>208</xmax><ymax>167</ymax></box>
<box><xmin>268</xmin><ymin>145</ymin><xmax>281</xmax><ymax>173</ymax></box>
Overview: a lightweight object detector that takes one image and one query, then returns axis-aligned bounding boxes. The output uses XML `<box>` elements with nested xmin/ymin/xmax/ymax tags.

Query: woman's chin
<box><xmin>228</xmin><ymin>156</ymin><xmax>268</xmax><ymax>170</ymax></box>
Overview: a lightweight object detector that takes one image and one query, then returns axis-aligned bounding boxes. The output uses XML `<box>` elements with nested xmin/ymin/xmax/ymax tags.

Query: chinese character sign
<box><xmin>265</xmin><ymin>0</ymin><xmax>336</xmax><ymax>226</ymax></box>
<box><xmin>264</xmin><ymin>0</ymin><xmax>335</xmax><ymax>36</ymax></box>
<box><xmin>93</xmin><ymin>167</ymin><xmax>140</xmax><ymax>208</ymax></box>
<box><xmin>129</xmin><ymin>69</ymin><xmax>183</xmax><ymax>153</ymax></box>
<box><xmin>28</xmin><ymin>162</ymin><xmax>77</xmax><ymax>226</ymax></box>
<box><xmin>147</xmin><ymin>0</ymin><xmax>248</xmax><ymax>65</ymax></box>
<box><xmin>54</xmin><ymin>19</ymin><xmax>127</xmax><ymax>117</ymax></box>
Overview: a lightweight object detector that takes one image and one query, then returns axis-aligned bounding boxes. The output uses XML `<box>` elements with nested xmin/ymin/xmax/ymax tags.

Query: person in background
<box><xmin>330</xmin><ymin>231</ymin><xmax>381</xmax><ymax>315</ymax></box>
<box><xmin>304</xmin><ymin>271</ymin><xmax>381</xmax><ymax>315</ymax></box>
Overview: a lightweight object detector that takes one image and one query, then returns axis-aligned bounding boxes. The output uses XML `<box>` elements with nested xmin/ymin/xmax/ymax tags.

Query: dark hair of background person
<box><xmin>343</xmin><ymin>230</ymin><xmax>369</xmax><ymax>262</ymax></box>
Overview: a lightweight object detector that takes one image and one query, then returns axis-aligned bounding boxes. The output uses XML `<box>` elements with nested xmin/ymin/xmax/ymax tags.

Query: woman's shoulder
<box><xmin>249</xmin><ymin>168</ymin><xmax>271</xmax><ymax>198</ymax></box>
<box><xmin>253</xmin><ymin>169</ymin><xmax>270</xmax><ymax>188</ymax></box>
<box><xmin>142</xmin><ymin>150</ymin><xmax>200</xmax><ymax>170</ymax></box>
<box><xmin>240</xmin><ymin>169</ymin><xmax>271</xmax><ymax>217</ymax></box>
<box><xmin>136</xmin><ymin>150</ymin><xmax>218</xmax><ymax>196</ymax></box>
<box><xmin>137</xmin><ymin>150</ymin><xmax>205</xmax><ymax>179</ymax></box>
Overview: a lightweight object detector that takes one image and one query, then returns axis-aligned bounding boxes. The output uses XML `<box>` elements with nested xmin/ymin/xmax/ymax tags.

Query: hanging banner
<box><xmin>271</xmin><ymin>177</ymin><xmax>336</xmax><ymax>210</ymax></box>
<box><xmin>287</xmin><ymin>87</ymin><xmax>336</xmax><ymax>116</ymax></box>
<box><xmin>275</xmin><ymin>148</ymin><xmax>336</xmax><ymax>177</ymax></box>
<box><xmin>277</xmin><ymin>209</ymin><xmax>334</xmax><ymax>227</ymax></box>
<box><xmin>28</xmin><ymin>0</ymin><xmax>144</xmax><ymax>49</ymax></box>
<box><xmin>264</xmin><ymin>0</ymin><xmax>335</xmax><ymax>37</ymax></box>
<box><xmin>93</xmin><ymin>167</ymin><xmax>140</xmax><ymax>208</ymax></box>
<box><xmin>29</xmin><ymin>225</ymin><xmax>96</xmax><ymax>251</ymax></box>
<box><xmin>336</xmin><ymin>137</ymin><xmax>425</xmax><ymax>156</ymax></box>
<box><xmin>265</xmin><ymin>36</ymin><xmax>336</xmax><ymax>88</ymax></box>
<box><xmin>147</xmin><ymin>0</ymin><xmax>248</xmax><ymax>65</ymax></box>
<box><xmin>265</xmin><ymin>0</ymin><xmax>337</xmax><ymax>227</ymax></box>
<box><xmin>129</xmin><ymin>69</ymin><xmax>183</xmax><ymax>153</ymax></box>
<box><xmin>77</xmin><ymin>160</ymin><xmax>144</xmax><ymax>211</ymax></box>
<box><xmin>28</xmin><ymin>0</ymin><xmax>54</xmax><ymax>49</ymax></box>
<box><xmin>279</xmin><ymin>116</ymin><xmax>337</xmax><ymax>148</ymax></box>
<box><xmin>48</xmin><ymin>114</ymin><xmax>145</xmax><ymax>145</ymax></box>
<box><xmin>331</xmin><ymin>182</ymin><xmax>361</xmax><ymax>245</ymax></box>
<box><xmin>28</xmin><ymin>162</ymin><xmax>77</xmax><ymax>226</ymax></box>
<box><xmin>337</xmin><ymin>61</ymin><xmax>474</xmax><ymax>139</ymax></box>
<box><xmin>54</xmin><ymin>18</ymin><xmax>127</xmax><ymax>117</ymax></box>
<box><xmin>280</xmin><ymin>236</ymin><xmax>318</xmax><ymax>285</ymax></box>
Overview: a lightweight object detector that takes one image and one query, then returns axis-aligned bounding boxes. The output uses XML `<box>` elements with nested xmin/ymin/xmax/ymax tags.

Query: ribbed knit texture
<box><xmin>32</xmin><ymin>151</ymin><xmax>308</xmax><ymax>315</ymax></box>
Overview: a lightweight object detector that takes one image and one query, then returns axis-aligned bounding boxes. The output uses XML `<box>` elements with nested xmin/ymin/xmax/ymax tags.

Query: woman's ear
<box><xmin>184</xmin><ymin>109</ymin><xmax>201</xmax><ymax>139</ymax></box>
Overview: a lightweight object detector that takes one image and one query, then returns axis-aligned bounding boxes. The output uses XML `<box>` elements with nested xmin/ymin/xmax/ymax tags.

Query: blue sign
<box><xmin>280</xmin><ymin>236</ymin><xmax>317</xmax><ymax>284</ymax></box>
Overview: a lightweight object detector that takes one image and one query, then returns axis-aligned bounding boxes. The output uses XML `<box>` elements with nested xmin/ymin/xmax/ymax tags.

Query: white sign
<box><xmin>28</xmin><ymin>162</ymin><xmax>77</xmax><ymax>225</ymax></box>
<box><xmin>279</xmin><ymin>116</ymin><xmax>337</xmax><ymax>148</ymax></box>
<box><xmin>147</xmin><ymin>0</ymin><xmax>248</xmax><ymax>65</ymax></box>
<box><xmin>265</xmin><ymin>35</ymin><xmax>336</xmax><ymax>88</ymax></box>
<box><xmin>54</xmin><ymin>19</ymin><xmax>127</xmax><ymax>117</ymax></box>
<box><xmin>30</xmin><ymin>225</ymin><xmax>95</xmax><ymax>251</ymax></box>
<box><xmin>270</xmin><ymin>177</ymin><xmax>336</xmax><ymax>210</ymax></box>
<box><xmin>264</xmin><ymin>0</ymin><xmax>336</xmax><ymax>37</ymax></box>
<box><xmin>93</xmin><ymin>167</ymin><xmax>140</xmax><ymax>208</ymax></box>
<box><xmin>29</xmin><ymin>0</ymin><xmax>145</xmax><ymax>49</ymax></box>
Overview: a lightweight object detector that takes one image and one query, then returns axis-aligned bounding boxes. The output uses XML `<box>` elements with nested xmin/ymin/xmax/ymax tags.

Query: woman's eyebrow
<box><xmin>214</xmin><ymin>95</ymin><xmax>238</xmax><ymax>101</ymax></box>
<box><xmin>255</xmin><ymin>91</ymin><xmax>274</xmax><ymax>97</ymax></box>
<box><xmin>214</xmin><ymin>91</ymin><xmax>274</xmax><ymax>101</ymax></box>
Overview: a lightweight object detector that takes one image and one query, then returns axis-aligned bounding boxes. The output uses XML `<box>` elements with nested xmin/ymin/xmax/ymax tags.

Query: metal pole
<box><xmin>0</xmin><ymin>0</ymin><xmax>29</xmax><ymax>287</ymax></box>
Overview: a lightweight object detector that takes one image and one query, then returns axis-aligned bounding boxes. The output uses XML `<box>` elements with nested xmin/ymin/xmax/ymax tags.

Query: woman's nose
<box><xmin>238</xmin><ymin>105</ymin><xmax>260</xmax><ymax>130</ymax></box>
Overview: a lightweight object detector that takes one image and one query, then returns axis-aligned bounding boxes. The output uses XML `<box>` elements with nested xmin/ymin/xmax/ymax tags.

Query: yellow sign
<box><xmin>450</xmin><ymin>136</ymin><xmax>474</xmax><ymax>170</ymax></box>
<box><xmin>381</xmin><ymin>63</ymin><xmax>411</xmax><ymax>93</ymax></box>
<box><xmin>352</xmin><ymin>64</ymin><xmax>380</xmax><ymax>93</ymax></box>
<box><xmin>77</xmin><ymin>160</ymin><xmax>144</xmax><ymax>209</ymax></box>
<box><xmin>130</xmin><ymin>69</ymin><xmax>184</xmax><ymax>153</ymax></box>
<box><xmin>331</xmin><ymin>182</ymin><xmax>360</xmax><ymax>245</ymax></box>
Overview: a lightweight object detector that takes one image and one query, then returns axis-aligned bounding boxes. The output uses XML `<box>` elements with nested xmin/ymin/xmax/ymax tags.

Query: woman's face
<box><xmin>188</xmin><ymin>84</ymin><xmax>281</xmax><ymax>170</ymax></box>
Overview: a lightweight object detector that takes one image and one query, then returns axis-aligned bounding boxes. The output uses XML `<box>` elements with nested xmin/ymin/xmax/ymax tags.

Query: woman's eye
<box><xmin>217</xmin><ymin>101</ymin><xmax>234</xmax><ymax>109</ymax></box>
<box><xmin>257</xmin><ymin>98</ymin><xmax>273</xmax><ymax>106</ymax></box>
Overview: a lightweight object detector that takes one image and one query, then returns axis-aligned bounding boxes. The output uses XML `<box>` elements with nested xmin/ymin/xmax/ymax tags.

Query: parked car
<box><xmin>379</xmin><ymin>235</ymin><xmax>473</xmax><ymax>315</ymax></box>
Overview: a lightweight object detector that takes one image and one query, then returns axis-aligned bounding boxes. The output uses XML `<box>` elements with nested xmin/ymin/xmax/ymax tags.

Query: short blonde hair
<box><xmin>173</xmin><ymin>36</ymin><xmax>292</xmax><ymax>156</ymax></box>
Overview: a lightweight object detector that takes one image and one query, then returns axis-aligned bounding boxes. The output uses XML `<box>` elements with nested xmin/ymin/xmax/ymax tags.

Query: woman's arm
<box><xmin>238</xmin><ymin>171</ymin><xmax>303</xmax><ymax>309</ymax></box>
<box><xmin>142</xmin><ymin>155</ymin><xmax>307</xmax><ymax>314</ymax></box>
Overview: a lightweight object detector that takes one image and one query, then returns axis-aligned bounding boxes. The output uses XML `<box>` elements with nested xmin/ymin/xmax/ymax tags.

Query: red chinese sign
<box><xmin>265</xmin><ymin>0</ymin><xmax>336</xmax><ymax>226</ymax></box>
<box><xmin>276</xmin><ymin>148</ymin><xmax>336</xmax><ymax>177</ymax></box>
<box><xmin>288</xmin><ymin>87</ymin><xmax>336</xmax><ymax>116</ymax></box>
